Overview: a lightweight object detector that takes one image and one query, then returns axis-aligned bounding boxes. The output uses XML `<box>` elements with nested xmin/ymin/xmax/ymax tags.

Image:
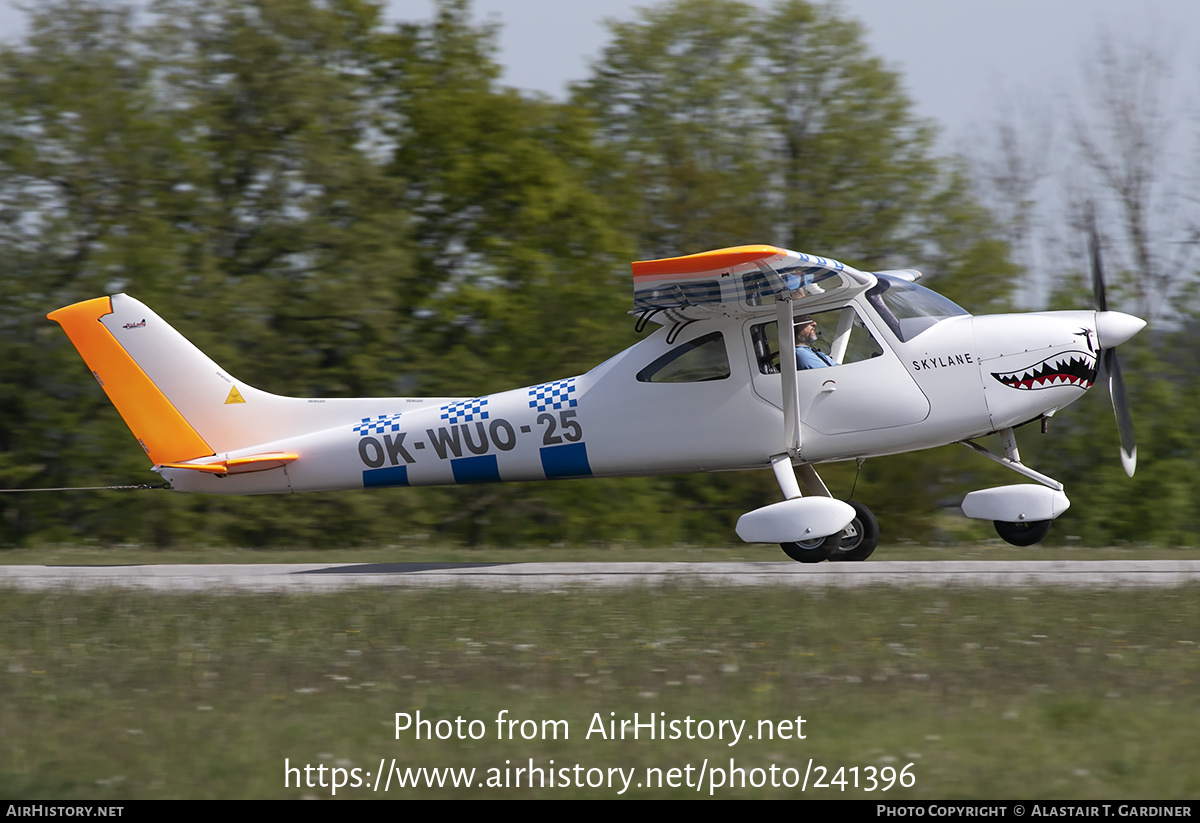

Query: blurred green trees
<box><xmin>0</xmin><ymin>0</ymin><xmax>1191</xmax><ymax>548</ymax></box>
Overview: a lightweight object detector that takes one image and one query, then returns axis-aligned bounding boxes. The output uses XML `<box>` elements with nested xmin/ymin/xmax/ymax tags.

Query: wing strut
<box><xmin>776</xmin><ymin>296</ymin><xmax>801</xmax><ymax>459</ymax></box>
<box><xmin>769</xmin><ymin>295</ymin><xmax>809</xmax><ymax>502</ymax></box>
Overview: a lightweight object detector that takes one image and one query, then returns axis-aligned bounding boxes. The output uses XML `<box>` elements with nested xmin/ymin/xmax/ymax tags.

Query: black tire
<box><xmin>780</xmin><ymin>535</ymin><xmax>836</xmax><ymax>563</ymax></box>
<box><xmin>994</xmin><ymin>519</ymin><xmax>1051</xmax><ymax>546</ymax></box>
<box><xmin>827</xmin><ymin>501</ymin><xmax>880</xmax><ymax>562</ymax></box>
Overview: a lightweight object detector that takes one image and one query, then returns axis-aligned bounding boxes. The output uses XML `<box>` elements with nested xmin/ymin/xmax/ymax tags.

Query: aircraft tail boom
<box><xmin>50</xmin><ymin>293</ymin><xmax>410</xmax><ymax>470</ymax></box>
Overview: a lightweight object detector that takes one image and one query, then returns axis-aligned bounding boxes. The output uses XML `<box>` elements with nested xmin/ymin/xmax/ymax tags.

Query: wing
<box><xmin>632</xmin><ymin>244</ymin><xmax>875</xmax><ymax>319</ymax></box>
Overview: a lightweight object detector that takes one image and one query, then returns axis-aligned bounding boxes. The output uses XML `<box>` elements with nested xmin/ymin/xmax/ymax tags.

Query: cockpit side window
<box><xmin>637</xmin><ymin>332</ymin><xmax>731</xmax><ymax>383</ymax></box>
<box><xmin>866</xmin><ymin>276</ymin><xmax>969</xmax><ymax>342</ymax></box>
<box><xmin>750</xmin><ymin>307</ymin><xmax>883</xmax><ymax>375</ymax></box>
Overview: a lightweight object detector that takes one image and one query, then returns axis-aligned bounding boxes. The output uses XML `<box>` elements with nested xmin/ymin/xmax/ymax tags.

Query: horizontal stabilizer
<box><xmin>157</xmin><ymin>452</ymin><xmax>298</xmax><ymax>476</ymax></box>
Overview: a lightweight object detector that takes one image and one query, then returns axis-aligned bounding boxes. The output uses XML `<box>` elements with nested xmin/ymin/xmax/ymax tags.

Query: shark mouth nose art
<box><xmin>991</xmin><ymin>350</ymin><xmax>1097</xmax><ymax>391</ymax></box>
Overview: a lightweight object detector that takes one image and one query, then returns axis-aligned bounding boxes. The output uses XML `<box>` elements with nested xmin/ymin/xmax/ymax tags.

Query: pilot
<box><xmin>795</xmin><ymin>316</ymin><xmax>836</xmax><ymax>369</ymax></box>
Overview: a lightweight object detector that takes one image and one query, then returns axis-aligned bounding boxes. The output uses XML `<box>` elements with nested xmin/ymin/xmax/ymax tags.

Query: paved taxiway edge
<box><xmin>2</xmin><ymin>560</ymin><xmax>1200</xmax><ymax>592</ymax></box>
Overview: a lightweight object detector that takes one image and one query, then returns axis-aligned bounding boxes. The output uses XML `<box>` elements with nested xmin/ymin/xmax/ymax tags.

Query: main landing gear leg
<box><xmin>773</xmin><ymin>458</ymin><xmax>879</xmax><ymax>563</ymax></box>
<box><xmin>772</xmin><ymin>456</ymin><xmax>833</xmax><ymax>562</ymax></box>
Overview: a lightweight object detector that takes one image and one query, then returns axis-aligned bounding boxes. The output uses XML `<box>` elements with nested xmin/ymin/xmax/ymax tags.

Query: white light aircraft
<box><xmin>49</xmin><ymin>242</ymin><xmax>1144</xmax><ymax>561</ymax></box>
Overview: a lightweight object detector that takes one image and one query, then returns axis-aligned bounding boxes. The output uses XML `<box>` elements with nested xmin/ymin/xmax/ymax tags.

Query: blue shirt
<box><xmin>796</xmin><ymin>346</ymin><xmax>836</xmax><ymax>370</ymax></box>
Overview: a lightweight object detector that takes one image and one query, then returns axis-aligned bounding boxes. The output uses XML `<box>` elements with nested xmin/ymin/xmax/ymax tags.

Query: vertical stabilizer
<box><xmin>47</xmin><ymin>296</ymin><xmax>215</xmax><ymax>465</ymax></box>
<box><xmin>49</xmin><ymin>293</ymin><xmax>325</xmax><ymax>460</ymax></box>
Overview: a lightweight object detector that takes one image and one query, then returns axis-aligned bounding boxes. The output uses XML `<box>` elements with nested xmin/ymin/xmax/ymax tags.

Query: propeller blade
<box><xmin>1089</xmin><ymin>208</ymin><xmax>1137</xmax><ymax>476</ymax></box>
<box><xmin>1089</xmin><ymin>208</ymin><xmax>1108</xmax><ymax>312</ymax></box>
<box><xmin>1104</xmin><ymin>348</ymin><xmax>1137</xmax><ymax>477</ymax></box>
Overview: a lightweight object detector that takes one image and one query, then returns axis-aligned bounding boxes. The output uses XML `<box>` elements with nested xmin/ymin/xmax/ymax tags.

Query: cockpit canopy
<box><xmin>866</xmin><ymin>276</ymin><xmax>969</xmax><ymax>341</ymax></box>
<box><xmin>630</xmin><ymin>246</ymin><xmax>969</xmax><ymax>344</ymax></box>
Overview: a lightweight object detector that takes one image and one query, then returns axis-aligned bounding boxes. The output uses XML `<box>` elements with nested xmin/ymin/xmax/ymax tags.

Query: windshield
<box><xmin>866</xmin><ymin>276</ymin><xmax>969</xmax><ymax>341</ymax></box>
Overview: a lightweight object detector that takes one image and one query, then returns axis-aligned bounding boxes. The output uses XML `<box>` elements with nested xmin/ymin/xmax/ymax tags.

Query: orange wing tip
<box><xmin>632</xmin><ymin>245</ymin><xmax>788</xmax><ymax>279</ymax></box>
<box><xmin>158</xmin><ymin>453</ymin><xmax>298</xmax><ymax>476</ymax></box>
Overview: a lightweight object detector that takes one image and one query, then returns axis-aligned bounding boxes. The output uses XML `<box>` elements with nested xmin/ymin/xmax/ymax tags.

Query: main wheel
<box><xmin>994</xmin><ymin>519</ymin><xmax>1051</xmax><ymax>546</ymax></box>
<box><xmin>827</xmin><ymin>501</ymin><xmax>879</xmax><ymax>562</ymax></box>
<box><xmin>780</xmin><ymin>535</ymin><xmax>836</xmax><ymax>563</ymax></box>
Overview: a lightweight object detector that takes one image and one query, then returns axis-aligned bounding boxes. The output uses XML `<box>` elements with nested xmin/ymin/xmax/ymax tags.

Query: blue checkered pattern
<box><xmin>440</xmin><ymin>398</ymin><xmax>489</xmax><ymax>424</ymax></box>
<box><xmin>353</xmin><ymin>413</ymin><xmax>403</xmax><ymax>436</ymax></box>
<box><xmin>528</xmin><ymin>378</ymin><xmax>578</xmax><ymax>412</ymax></box>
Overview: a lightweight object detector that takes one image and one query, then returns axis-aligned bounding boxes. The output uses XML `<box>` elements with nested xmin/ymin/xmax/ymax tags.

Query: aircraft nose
<box><xmin>1094</xmin><ymin>311</ymin><xmax>1146</xmax><ymax>349</ymax></box>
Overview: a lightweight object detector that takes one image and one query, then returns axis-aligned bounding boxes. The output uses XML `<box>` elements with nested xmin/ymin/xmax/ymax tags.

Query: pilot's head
<box><xmin>794</xmin><ymin>315</ymin><xmax>818</xmax><ymax>344</ymax></box>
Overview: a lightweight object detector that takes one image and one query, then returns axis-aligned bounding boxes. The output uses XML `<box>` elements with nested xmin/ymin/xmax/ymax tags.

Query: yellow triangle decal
<box><xmin>225</xmin><ymin>386</ymin><xmax>246</xmax><ymax>405</ymax></box>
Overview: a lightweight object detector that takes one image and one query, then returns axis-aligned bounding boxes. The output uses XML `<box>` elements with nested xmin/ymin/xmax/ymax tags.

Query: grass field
<box><xmin>2</xmin><ymin>578</ymin><xmax>1198</xmax><ymax>799</ymax></box>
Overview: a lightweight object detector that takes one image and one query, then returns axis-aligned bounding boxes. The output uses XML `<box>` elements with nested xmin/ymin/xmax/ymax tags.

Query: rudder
<box><xmin>48</xmin><ymin>296</ymin><xmax>215</xmax><ymax>465</ymax></box>
<box><xmin>49</xmin><ymin>294</ymin><xmax>298</xmax><ymax>463</ymax></box>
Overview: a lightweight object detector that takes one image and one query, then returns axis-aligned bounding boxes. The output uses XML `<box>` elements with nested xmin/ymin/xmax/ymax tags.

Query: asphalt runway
<box><xmin>2</xmin><ymin>560</ymin><xmax>1200</xmax><ymax>592</ymax></box>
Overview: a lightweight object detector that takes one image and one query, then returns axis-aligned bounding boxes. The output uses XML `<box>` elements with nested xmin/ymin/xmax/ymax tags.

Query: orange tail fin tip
<box><xmin>47</xmin><ymin>297</ymin><xmax>214</xmax><ymax>466</ymax></box>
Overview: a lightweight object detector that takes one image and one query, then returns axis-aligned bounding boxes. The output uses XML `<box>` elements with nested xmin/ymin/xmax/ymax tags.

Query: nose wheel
<box><xmin>780</xmin><ymin>501</ymin><xmax>879</xmax><ymax>562</ymax></box>
<box><xmin>993</xmin><ymin>519</ymin><xmax>1051</xmax><ymax>546</ymax></box>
